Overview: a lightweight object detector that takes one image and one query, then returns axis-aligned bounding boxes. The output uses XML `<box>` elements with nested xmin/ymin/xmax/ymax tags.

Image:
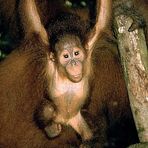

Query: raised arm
<box><xmin>18</xmin><ymin>0</ymin><xmax>48</xmax><ymax>44</ymax></box>
<box><xmin>86</xmin><ymin>0</ymin><xmax>112</xmax><ymax>51</ymax></box>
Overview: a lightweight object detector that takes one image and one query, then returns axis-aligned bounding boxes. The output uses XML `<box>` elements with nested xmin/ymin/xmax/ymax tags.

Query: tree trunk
<box><xmin>113</xmin><ymin>1</ymin><xmax>148</xmax><ymax>147</ymax></box>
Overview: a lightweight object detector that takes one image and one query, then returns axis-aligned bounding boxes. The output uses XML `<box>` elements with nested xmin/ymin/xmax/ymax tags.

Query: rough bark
<box><xmin>113</xmin><ymin>7</ymin><xmax>148</xmax><ymax>148</ymax></box>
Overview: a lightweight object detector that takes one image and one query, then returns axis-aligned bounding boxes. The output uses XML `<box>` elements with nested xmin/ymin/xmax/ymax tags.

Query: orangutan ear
<box><xmin>49</xmin><ymin>52</ymin><xmax>55</xmax><ymax>62</ymax></box>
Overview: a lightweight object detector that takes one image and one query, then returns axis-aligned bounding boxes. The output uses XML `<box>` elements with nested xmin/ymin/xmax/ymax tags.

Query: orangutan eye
<box><xmin>74</xmin><ymin>51</ymin><xmax>79</xmax><ymax>56</ymax></box>
<box><xmin>63</xmin><ymin>54</ymin><xmax>69</xmax><ymax>58</ymax></box>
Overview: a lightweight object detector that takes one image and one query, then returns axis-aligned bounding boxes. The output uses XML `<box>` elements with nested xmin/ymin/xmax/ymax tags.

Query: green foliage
<box><xmin>0</xmin><ymin>34</ymin><xmax>11</xmax><ymax>61</ymax></box>
<box><xmin>0</xmin><ymin>50</ymin><xmax>7</xmax><ymax>61</ymax></box>
<box><xmin>65</xmin><ymin>0</ymin><xmax>88</xmax><ymax>8</ymax></box>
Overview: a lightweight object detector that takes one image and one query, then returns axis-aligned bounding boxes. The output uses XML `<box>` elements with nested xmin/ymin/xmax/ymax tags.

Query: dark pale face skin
<box><xmin>55</xmin><ymin>35</ymin><xmax>86</xmax><ymax>83</ymax></box>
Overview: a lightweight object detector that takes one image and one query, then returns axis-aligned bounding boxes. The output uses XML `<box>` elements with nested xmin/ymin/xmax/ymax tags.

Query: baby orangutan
<box><xmin>34</xmin><ymin>0</ymin><xmax>112</xmax><ymax>146</ymax></box>
<box><xmin>35</xmin><ymin>31</ymin><xmax>93</xmax><ymax>144</ymax></box>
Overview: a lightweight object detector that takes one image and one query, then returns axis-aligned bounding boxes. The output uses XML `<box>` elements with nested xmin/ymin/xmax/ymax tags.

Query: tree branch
<box><xmin>113</xmin><ymin>1</ymin><xmax>148</xmax><ymax>147</ymax></box>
